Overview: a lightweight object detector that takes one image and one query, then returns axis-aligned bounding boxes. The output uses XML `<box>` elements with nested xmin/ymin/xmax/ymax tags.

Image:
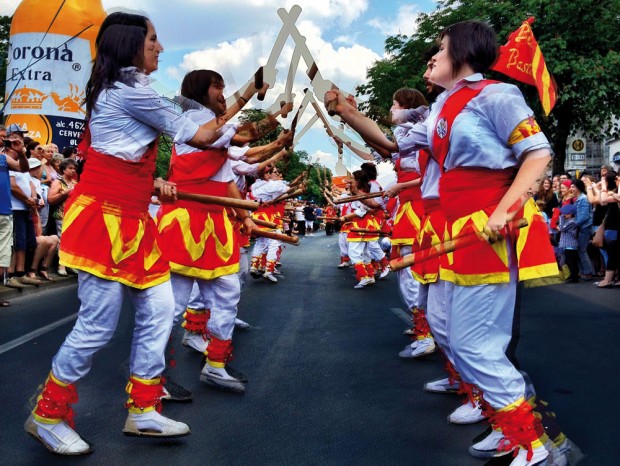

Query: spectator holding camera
<box><xmin>1</xmin><ymin>124</ymin><xmax>30</xmax><ymax>296</ymax></box>
<box><xmin>8</xmin><ymin>129</ymin><xmax>42</xmax><ymax>287</ymax></box>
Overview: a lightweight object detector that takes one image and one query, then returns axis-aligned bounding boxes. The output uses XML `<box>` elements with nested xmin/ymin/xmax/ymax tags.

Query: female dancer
<box><xmin>27</xmin><ymin>14</ymin><xmax>223</xmax><ymax>455</ymax></box>
<box><xmin>326</xmin><ymin>20</ymin><xmax>557</xmax><ymax>466</ymax></box>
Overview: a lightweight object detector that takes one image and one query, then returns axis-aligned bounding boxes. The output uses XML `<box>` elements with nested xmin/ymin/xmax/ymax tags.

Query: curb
<box><xmin>1</xmin><ymin>275</ymin><xmax>78</xmax><ymax>302</ymax></box>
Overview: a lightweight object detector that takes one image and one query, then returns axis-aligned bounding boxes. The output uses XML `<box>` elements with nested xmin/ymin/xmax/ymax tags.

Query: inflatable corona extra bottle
<box><xmin>4</xmin><ymin>0</ymin><xmax>106</xmax><ymax>148</ymax></box>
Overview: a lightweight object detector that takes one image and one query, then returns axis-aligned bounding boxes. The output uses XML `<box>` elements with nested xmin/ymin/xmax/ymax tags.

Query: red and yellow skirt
<box><xmin>440</xmin><ymin>168</ymin><xmax>558</xmax><ymax>286</ymax></box>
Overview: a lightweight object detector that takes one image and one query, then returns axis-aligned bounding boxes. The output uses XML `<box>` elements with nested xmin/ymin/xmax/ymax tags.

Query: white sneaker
<box><xmin>379</xmin><ymin>267</ymin><xmax>390</xmax><ymax>279</ymax></box>
<box><xmin>234</xmin><ymin>318</ymin><xmax>250</xmax><ymax>329</ymax></box>
<box><xmin>200</xmin><ymin>363</ymin><xmax>246</xmax><ymax>393</ymax></box>
<box><xmin>338</xmin><ymin>261</ymin><xmax>351</xmax><ymax>268</ymax></box>
<box><xmin>424</xmin><ymin>377</ymin><xmax>459</xmax><ymax>394</ymax></box>
<box><xmin>25</xmin><ymin>415</ymin><xmax>92</xmax><ymax>455</ymax></box>
<box><xmin>508</xmin><ymin>444</ymin><xmax>549</xmax><ymax>466</ymax></box>
<box><xmin>353</xmin><ymin>277</ymin><xmax>374</xmax><ymax>289</ymax></box>
<box><xmin>398</xmin><ymin>340</ymin><xmax>418</xmax><ymax>357</ymax></box>
<box><xmin>399</xmin><ymin>337</ymin><xmax>435</xmax><ymax>358</ymax></box>
<box><xmin>123</xmin><ymin>410</ymin><xmax>191</xmax><ymax>437</ymax></box>
<box><xmin>448</xmin><ymin>400</ymin><xmax>485</xmax><ymax>424</ymax></box>
<box><xmin>469</xmin><ymin>428</ymin><xmax>506</xmax><ymax>458</ymax></box>
<box><xmin>263</xmin><ymin>272</ymin><xmax>278</xmax><ymax>283</ymax></box>
<box><xmin>181</xmin><ymin>331</ymin><xmax>208</xmax><ymax>353</ymax></box>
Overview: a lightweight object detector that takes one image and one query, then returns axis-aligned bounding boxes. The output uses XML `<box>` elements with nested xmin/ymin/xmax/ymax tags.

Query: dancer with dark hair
<box><xmin>26</xmin><ymin>13</ymin><xmax>223</xmax><ymax>455</ymax></box>
<box><xmin>158</xmin><ymin>68</ymin><xmax>290</xmax><ymax>394</ymax></box>
<box><xmin>327</xmin><ymin>20</ymin><xmax>558</xmax><ymax>466</ymax></box>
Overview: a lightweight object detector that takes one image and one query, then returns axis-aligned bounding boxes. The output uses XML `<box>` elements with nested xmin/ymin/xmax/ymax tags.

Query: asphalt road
<box><xmin>1</xmin><ymin>233</ymin><xmax>618</xmax><ymax>465</ymax></box>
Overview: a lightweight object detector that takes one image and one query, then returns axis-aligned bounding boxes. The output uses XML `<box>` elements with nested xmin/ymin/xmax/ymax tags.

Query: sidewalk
<box><xmin>1</xmin><ymin>273</ymin><xmax>77</xmax><ymax>305</ymax></box>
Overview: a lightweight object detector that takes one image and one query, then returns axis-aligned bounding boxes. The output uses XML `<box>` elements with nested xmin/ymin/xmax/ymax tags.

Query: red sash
<box><xmin>60</xmin><ymin>144</ymin><xmax>169</xmax><ymax>289</ymax></box>
<box><xmin>438</xmin><ymin>169</ymin><xmax>557</xmax><ymax>285</ymax></box>
<box><xmin>440</xmin><ymin>168</ymin><xmax>516</xmax><ymax>221</ymax></box>
<box><xmin>432</xmin><ymin>80</ymin><xmax>497</xmax><ymax>171</ymax></box>
<box><xmin>69</xmin><ymin>145</ymin><xmax>158</xmax><ymax>213</ymax></box>
<box><xmin>168</xmin><ymin>147</ymin><xmax>228</xmax><ymax>188</ymax></box>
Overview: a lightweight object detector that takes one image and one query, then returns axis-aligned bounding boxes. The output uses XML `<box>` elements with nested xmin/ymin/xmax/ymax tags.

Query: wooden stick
<box><xmin>289</xmin><ymin>173</ymin><xmax>305</xmax><ymax>187</ymax></box>
<box><xmin>317</xmin><ymin>216</ymin><xmax>339</xmax><ymax>221</ymax></box>
<box><xmin>332</xmin><ymin>191</ymin><xmax>384</xmax><ymax>204</ymax></box>
<box><xmin>251</xmin><ymin>218</ymin><xmax>278</xmax><ymax>229</ymax></box>
<box><xmin>251</xmin><ymin>229</ymin><xmax>299</xmax><ymax>245</ymax></box>
<box><xmin>254</xmin><ymin>66</ymin><xmax>264</xmax><ymax>90</ymax></box>
<box><xmin>264</xmin><ymin>188</ymin><xmax>304</xmax><ymax>206</ymax></box>
<box><xmin>176</xmin><ymin>191</ymin><xmax>261</xmax><ymax>211</ymax></box>
<box><xmin>350</xmin><ymin>228</ymin><xmax>390</xmax><ymax>236</ymax></box>
<box><xmin>389</xmin><ymin>218</ymin><xmax>529</xmax><ymax>272</ymax></box>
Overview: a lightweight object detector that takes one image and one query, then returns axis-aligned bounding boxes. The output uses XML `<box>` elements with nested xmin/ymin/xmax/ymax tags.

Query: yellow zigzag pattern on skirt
<box><xmin>158</xmin><ymin>207</ymin><xmax>235</xmax><ymax>262</ymax></box>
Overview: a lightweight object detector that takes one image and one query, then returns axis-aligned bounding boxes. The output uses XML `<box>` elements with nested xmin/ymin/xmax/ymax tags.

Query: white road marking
<box><xmin>390</xmin><ymin>307</ymin><xmax>411</xmax><ymax>325</ymax></box>
<box><xmin>0</xmin><ymin>313</ymin><xmax>77</xmax><ymax>355</ymax></box>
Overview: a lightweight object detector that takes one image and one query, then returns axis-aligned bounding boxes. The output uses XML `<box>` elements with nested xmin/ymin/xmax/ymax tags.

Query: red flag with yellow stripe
<box><xmin>491</xmin><ymin>17</ymin><xmax>557</xmax><ymax>115</ymax></box>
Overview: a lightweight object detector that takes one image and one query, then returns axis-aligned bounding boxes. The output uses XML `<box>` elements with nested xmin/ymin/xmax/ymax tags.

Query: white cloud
<box><xmin>295</xmin><ymin>20</ymin><xmax>381</xmax><ymax>89</ymax></box>
<box><xmin>94</xmin><ymin>0</ymin><xmax>368</xmax><ymax>51</ymax></box>
<box><xmin>309</xmin><ymin>148</ymin><xmax>337</xmax><ymax>167</ymax></box>
<box><xmin>367</xmin><ymin>4</ymin><xmax>422</xmax><ymax>36</ymax></box>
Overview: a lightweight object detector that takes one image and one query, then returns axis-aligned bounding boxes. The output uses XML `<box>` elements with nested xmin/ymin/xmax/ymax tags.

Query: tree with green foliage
<box><xmin>155</xmin><ymin>134</ymin><xmax>173</xmax><ymax>179</ymax></box>
<box><xmin>356</xmin><ymin>0</ymin><xmax>620</xmax><ymax>173</ymax></box>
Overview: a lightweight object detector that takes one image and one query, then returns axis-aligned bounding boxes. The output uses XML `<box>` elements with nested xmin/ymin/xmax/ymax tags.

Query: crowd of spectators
<box><xmin>0</xmin><ymin>123</ymin><xmax>81</xmax><ymax>303</ymax></box>
<box><xmin>536</xmin><ymin>165</ymin><xmax>620</xmax><ymax>288</ymax></box>
<box><xmin>288</xmin><ymin>201</ymin><xmax>330</xmax><ymax>237</ymax></box>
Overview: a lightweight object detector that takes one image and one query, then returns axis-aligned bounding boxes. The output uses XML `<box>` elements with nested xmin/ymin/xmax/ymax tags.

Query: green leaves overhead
<box><xmin>357</xmin><ymin>0</ymin><xmax>620</xmax><ymax>172</ymax></box>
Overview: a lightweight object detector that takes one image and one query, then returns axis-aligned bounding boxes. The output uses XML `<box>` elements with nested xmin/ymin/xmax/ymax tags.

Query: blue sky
<box><xmin>2</xmin><ymin>1</ymin><xmax>437</xmax><ymax>173</ymax></box>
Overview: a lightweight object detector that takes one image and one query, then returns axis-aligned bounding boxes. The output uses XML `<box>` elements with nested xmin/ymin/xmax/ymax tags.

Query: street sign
<box><xmin>565</xmin><ymin>137</ymin><xmax>587</xmax><ymax>170</ymax></box>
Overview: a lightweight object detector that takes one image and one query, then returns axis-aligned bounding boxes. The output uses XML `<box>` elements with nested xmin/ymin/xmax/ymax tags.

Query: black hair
<box><xmin>572</xmin><ymin>179</ymin><xmax>586</xmax><ymax>194</ymax></box>
<box><xmin>424</xmin><ymin>44</ymin><xmax>440</xmax><ymax>62</ymax></box>
<box><xmin>62</xmin><ymin>146</ymin><xmax>77</xmax><ymax>158</ymax></box>
<box><xmin>605</xmin><ymin>172</ymin><xmax>617</xmax><ymax>192</ymax></box>
<box><xmin>360</xmin><ymin>162</ymin><xmax>377</xmax><ymax>181</ymax></box>
<box><xmin>439</xmin><ymin>20</ymin><xmax>499</xmax><ymax>77</ymax></box>
<box><xmin>352</xmin><ymin>170</ymin><xmax>370</xmax><ymax>193</ymax></box>
<box><xmin>96</xmin><ymin>11</ymin><xmax>148</xmax><ymax>47</ymax></box>
<box><xmin>180</xmin><ymin>70</ymin><xmax>225</xmax><ymax>110</ymax></box>
<box><xmin>26</xmin><ymin>140</ymin><xmax>40</xmax><ymax>157</ymax></box>
<box><xmin>84</xmin><ymin>25</ymin><xmax>147</xmax><ymax>116</ymax></box>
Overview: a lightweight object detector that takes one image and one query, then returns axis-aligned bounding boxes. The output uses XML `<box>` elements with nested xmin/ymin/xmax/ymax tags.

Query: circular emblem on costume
<box><xmin>436</xmin><ymin>117</ymin><xmax>448</xmax><ymax>139</ymax></box>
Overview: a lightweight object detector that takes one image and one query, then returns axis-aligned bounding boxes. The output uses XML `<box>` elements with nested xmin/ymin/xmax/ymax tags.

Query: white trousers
<box><xmin>447</xmin><ymin>252</ymin><xmax>525</xmax><ymax>408</ymax></box>
<box><xmin>426</xmin><ymin>279</ymin><xmax>453</xmax><ymax>363</ymax></box>
<box><xmin>347</xmin><ymin>241</ymin><xmax>368</xmax><ymax>264</ymax></box>
<box><xmin>366</xmin><ymin>240</ymin><xmax>385</xmax><ymax>261</ymax></box>
<box><xmin>52</xmin><ymin>272</ymin><xmax>174</xmax><ymax>383</ymax></box>
<box><xmin>396</xmin><ymin>245</ymin><xmax>426</xmax><ymax>309</ymax></box>
<box><xmin>252</xmin><ymin>235</ymin><xmax>280</xmax><ymax>263</ymax></box>
<box><xmin>171</xmin><ymin>273</ymin><xmax>240</xmax><ymax>341</ymax></box>
<box><xmin>338</xmin><ymin>232</ymin><xmax>349</xmax><ymax>257</ymax></box>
